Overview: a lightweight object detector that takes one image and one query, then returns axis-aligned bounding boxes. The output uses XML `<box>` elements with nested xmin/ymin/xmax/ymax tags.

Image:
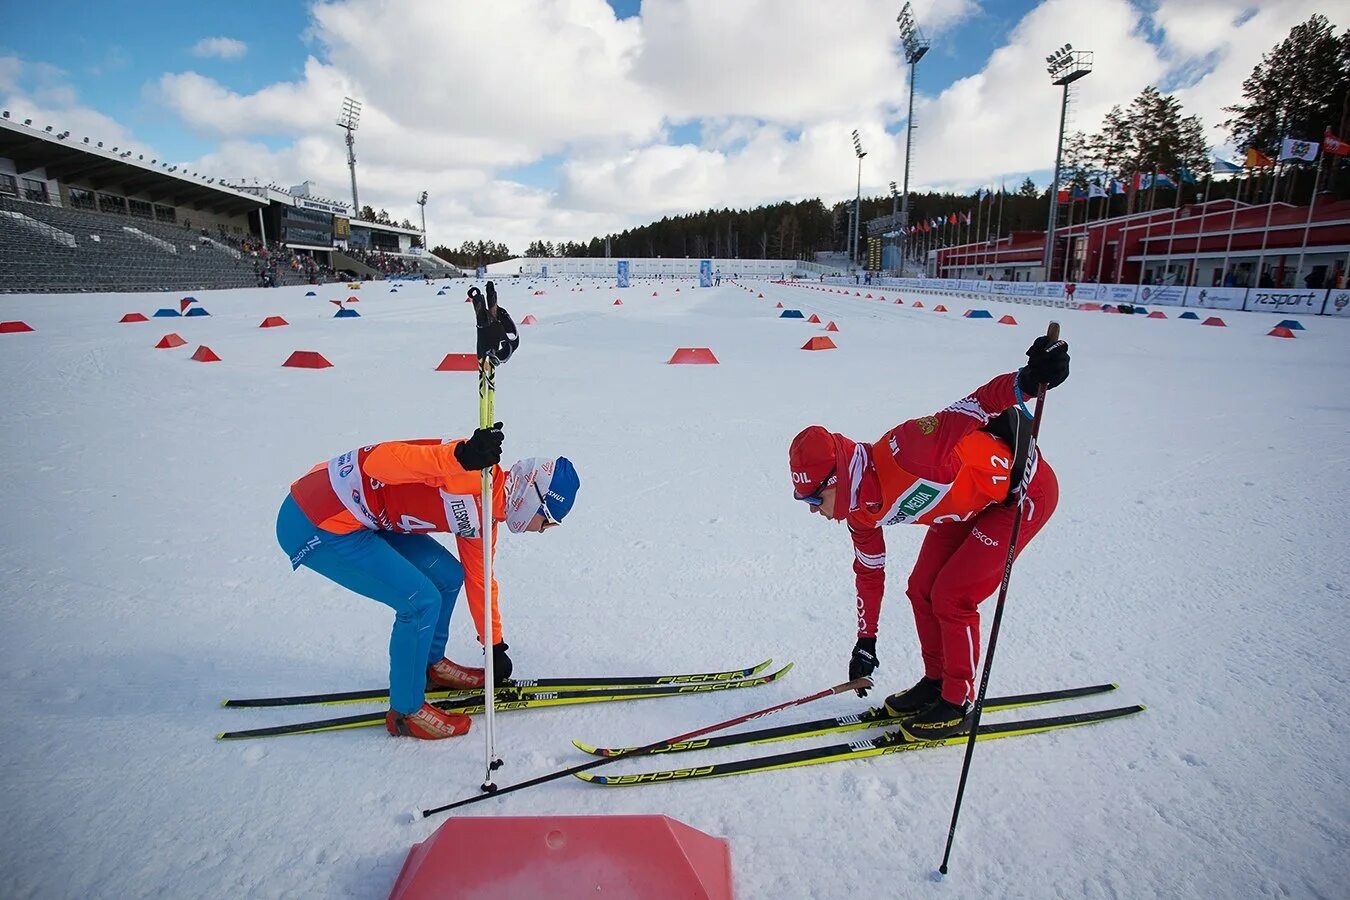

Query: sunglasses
<box><xmin>795</xmin><ymin>471</ymin><xmax>835</xmax><ymax>507</ymax></box>
<box><xmin>533</xmin><ymin>481</ymin><xmax>561</xmax><ymax>527</ymax></box>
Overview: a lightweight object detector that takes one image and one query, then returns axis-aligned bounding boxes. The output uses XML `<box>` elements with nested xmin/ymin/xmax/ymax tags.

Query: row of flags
<box><xmin>903</xmin><ymin>128</ymin><xmax>1349</xmax><ymax>235</ymax></box>
<box><xmin>1243</xmin><ymin>129</ymin><xmax>1349</xmax><ymax>167</ymax></box>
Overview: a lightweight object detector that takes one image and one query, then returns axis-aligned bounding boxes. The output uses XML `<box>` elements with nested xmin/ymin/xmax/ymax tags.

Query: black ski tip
<box><xmin>937</xmin><ymin>865</ymin><xmax>949</xmax><ymax>877</ymax></box>
<box><xmin>480</xmin><ymin>782</ymin><xmax>498</xmax><ymax>793</ymax></box>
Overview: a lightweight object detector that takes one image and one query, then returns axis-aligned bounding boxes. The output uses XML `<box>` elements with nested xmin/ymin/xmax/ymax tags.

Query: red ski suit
<box><xmin>846</xmin><ymin>372</ymin><xmax>1059</xmax><ymax>705</ymax></box>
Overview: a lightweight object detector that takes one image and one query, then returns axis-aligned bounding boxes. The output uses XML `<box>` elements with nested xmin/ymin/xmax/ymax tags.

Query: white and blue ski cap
<box><xmin>505</xmin><ymin>456</ymin><xmax>580</xmax><ymax>533</ymax></box>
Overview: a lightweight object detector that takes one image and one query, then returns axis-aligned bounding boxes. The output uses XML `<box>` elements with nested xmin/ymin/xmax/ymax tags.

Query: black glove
<box><xmin>1017</xmin><ymin>335</ymin><xmax>1070</xmax><ymax>395</ymax></box>
<box><xmin>492</xmin><ymin>642</ymin><xmax>513</xmax><ymax>684</ymax></box>
<box><xmin>468</xmin><ymin>282</ymin><xmax>519</xmax><ymax>364</ymax></box>
<box><xmin>849</xmin><ymin>636</ymin><xmax>879</xmax><ymax>697</ymax></box>
<box><xmin>454</xmin><ymin>423</ymin><xmax>504</xmax><ymax>470</ymax></box>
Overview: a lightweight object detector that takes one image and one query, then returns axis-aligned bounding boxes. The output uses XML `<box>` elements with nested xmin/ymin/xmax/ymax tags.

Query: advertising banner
<box><xmin>990</xmin><ymin>281</ymin><xmax>1012</xmax><ymax>295</ymax></box>
<box><xmin>1011</xmin><ymin>282</ymin><xmax>1039</xmax><ymax>297</ymax></box>
<box><xmin>540</xmin><ymin>265</ymin><xmax>548</xmax><ymax>278</ymax></box>
<box><xmin>475</xmin><ymin>266</ymin><xmax>487</xmax><ymax>278</ymax></box>
<box><xmin>1185</xmin><ymin>286</ymin><xmax>1246</xmax><ymax>310</ymax></box>
<box><xmin>1325</xmin><ymin>290</ymin><xmax>1350</xmax><ymax>317</ymax></box>
<box><xmin>1136</xmin><ymin>284</ymin><xmax>1186</xmax><ymax>307</ymax></box>
<box><xmin>699</xmin><ymin>260</ymin><xmax>713</xmax><ymax>288</ymax></box>
<box><xmin>616</xmin><ymin>260</ymin><xmax>630</xmax><ymax>288</ymax></box>
<box><xmin>1099</xmin><ymin>284</ymin><xmax>1139</xmax><ymax>304</ymax></box>
<box><xmin>1243</xmin><ymin>288</ymin><xmax>1326</xmax><ymax>314</ymax></box>
<box><xmin>1034</xmin><ymin>282</ymin><xmax>1065</xmax><ymax>298</ymax></box>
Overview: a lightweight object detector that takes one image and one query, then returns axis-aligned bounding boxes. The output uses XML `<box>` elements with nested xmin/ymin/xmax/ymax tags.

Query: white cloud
<box><xmin>191</xmin><ymin>37</ymin><xmax>248</xmax><ymax>60</ymax></box>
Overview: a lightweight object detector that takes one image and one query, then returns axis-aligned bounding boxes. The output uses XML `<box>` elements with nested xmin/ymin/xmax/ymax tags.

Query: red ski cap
<box><xmin>789</xmin><ymin>426</ymin><xmax>837</xmax><ymax>498</ymax></box>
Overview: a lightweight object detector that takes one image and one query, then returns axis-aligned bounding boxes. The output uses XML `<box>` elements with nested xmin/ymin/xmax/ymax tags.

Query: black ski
<box><xmin>576</xmin><ymin>705</ymin><xmax>1144</xmax><ymax>784</ymax></box>
<box><xmin>573</xmin><ymin>682</ymin><xmax>1117</xmax><ymax>757</ymax></box>
<box><xmin>216</xmin><ymin>664</ymin><xmax>792</xmax><ymax>740</ymax></box>
<box><xmin>222</xmin><ymin>658</ymin><xmax>773</xmax><ymax>708</ymax></box>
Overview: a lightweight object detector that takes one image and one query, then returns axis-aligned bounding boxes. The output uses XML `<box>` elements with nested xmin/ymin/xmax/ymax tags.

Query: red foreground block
<box><xmin>1268</xmin><ymin>326</ymin><xmax>1296</xmax><ymax>338</ymax></box>
<box><xmin>260</xmin><ymin>316</ymin><xmax>289</xmax><ymax>328</ymax></box>
<box><xmin>1</xmin><ymin>320</ymin><xmax>35</xmax><ymax>333</ymax></box>
<box><xmin>154</xmin><ymin>333</ymin><xmax>186</xmax><ymax>349</ymax></box>
<box><xmin>807</xmin><ymin>313</ymin><xmax>822</xmax><ymax>323</ymax></box>
<box><xmin>191</xmin><ymin>345</ymin><xmax>221</xmax><ymax>362</ymax></box>
<box><xmin>120</xmin><ymin>313</ymin><xmax>149</xmax><ymax>323</ymax></box>
<box><xmin>802</xmin><ymin>336</ymin><xmax>836</xmax><ymax>350</ymax></box>
<box><xmin>389</xmin><ymin>815</ymin><xmax>732</xmax><ymax>900</ymax></box>
<box><xmin>999</xmin><ymin>315</ymin><xmax>1018</xmax><ymax>325</ymax></box>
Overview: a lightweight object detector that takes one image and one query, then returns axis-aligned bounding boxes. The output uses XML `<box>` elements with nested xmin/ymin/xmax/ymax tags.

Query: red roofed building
<box><xmin>934</xmin><ymin>197</ymin><xmax>1350</xmax><ymax>289</ymax></box>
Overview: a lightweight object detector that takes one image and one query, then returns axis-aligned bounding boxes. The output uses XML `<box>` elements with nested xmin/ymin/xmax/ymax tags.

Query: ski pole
<box><xmin>421</xmin><ymin>676</ymin><xmax>873</xmax><ymax>819</ymax></box>
<box><xmin>470</xmin><ymin>282</ymin><xmax>503</xmax><ymax>791</ymax></box>
<box><xmin>938</xmin><ymin>321</ymin><xmax>1061</xmax><ymax>876</ymax></box>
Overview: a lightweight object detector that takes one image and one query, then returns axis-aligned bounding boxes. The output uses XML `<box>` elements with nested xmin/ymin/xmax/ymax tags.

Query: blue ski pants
<box><xmin>275</xmin><ymin>494</ymin><xmax>465</xmax><ymax>714</ymax></box>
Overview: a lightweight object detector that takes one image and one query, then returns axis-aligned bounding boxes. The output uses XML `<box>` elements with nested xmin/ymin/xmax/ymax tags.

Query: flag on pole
<box><xmin>1245</xmin><ymin>147</ymin><xmax>1275</xmax><ymax>168</ymax></box>
<box><xmin>961</xmin><ymin>211</ymin><xmax>971</xmax><ymax>225</ymax></box>
<box><xmin>1178</xmin><ymin>168</ymin><xmax>1198</xmax><ymax>184</ymax></box>
<box><xmin>1279</xmin><ymin>137</ymin><xmax>1318</xmax><ymax>162</ymax></box>
<box><xmin>1088</xmin><ymin>182</ymin><xmax>1107</xmax><ymax>198</ymax></box>
<box><xmin>1109</xmin><ymin>179</ymin><xmax>1126</xmax><ymax>195</ymax></box>
<box><xmin>948</xmin><ymin>213</ymin><xmax>957</xmax><ymax>225</ymax></box>
<box><xmin>1070</xmin><ymin>185</ymin><xmax>1088</xmax><ymax>201</ymax></box>
<box><xmin>1212</xmin><ymin>157</ymin><xmax>1242</xmax><ymax>174</ymax></box>
<box><xmin>1056</xmin><ymin>188</ymin><xmax>1070</xmax><ymax>203</ymax></box>
<box><xmin>976</xmin><ymin>188</ymin><xmax>989</xmax><ymax>201</ymax></box>
<box><xmin>1320</xmin><ymin>129</ymin><xmax>1348</xmax><ymax>157</ymax></box>
<box><xmin>1131</xmin><ymin>171</ymin><xmax>1145</xmax><ymax>191</ymax></box>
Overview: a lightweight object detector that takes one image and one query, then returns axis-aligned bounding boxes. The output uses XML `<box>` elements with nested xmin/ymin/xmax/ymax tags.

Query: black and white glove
<box><xmin>468</xmin><ymin>282</ymin><xmax>519</xmax><ymax>364</ymax></box>
<box><xmin>492</xmin><ymin>642</ymin><xmax>513</xmax><ymax>684</ymax></box>
<box><xmin>848</xmin><ymin>636</ymin><xmax>879</xmax><ymax>697</ymax></box>
<box><xmin>454</xmin><ymin>423</ymin><xmax>504</xmax><ymax>470</ymax></box>
<box><xmin>1017</xmin><ymin>335</ymin><xmax>1070</xmax><ymax>395</ymax></box>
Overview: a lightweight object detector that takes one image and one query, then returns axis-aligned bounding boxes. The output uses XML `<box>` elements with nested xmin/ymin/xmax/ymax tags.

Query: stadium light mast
<box><xmin>890</xmin><ymin>181</ymin><xmax>899</xmax><ymax>274</ymax></box>
<box><xmin>417</xmin><ymin>190</ymin><xmax>429</xmax><ymax>248</ymax></box>
<box><xmin>897</xmin><ymin>2</ymin><xmax>929</xmax><ymax>276</ymax></box>
<box><xmin>852</xmin><ymin>129</ymin><xmax>867</xmax><ymax>270</ymax></box>
<box><xmin>337</xmin><ymin>96</ymin><xmax>363</xmax><ymax>215</ymax></box>
<box><xmin>1043</xmin><ymin>45</ymin><xmax>1092</xmax><ymax>280</ymax></box>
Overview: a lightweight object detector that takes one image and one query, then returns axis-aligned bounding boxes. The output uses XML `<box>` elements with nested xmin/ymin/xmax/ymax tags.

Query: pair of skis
<box><xmin>216</xmin><ymin>659</ymin><xmax>787</xmax><ymax>740</ymax></box>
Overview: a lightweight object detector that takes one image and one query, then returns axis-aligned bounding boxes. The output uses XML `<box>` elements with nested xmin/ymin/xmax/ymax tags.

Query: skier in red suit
<box><xmin>788</xmin><ymin>337</ymin><xmax>1069</xmax><ymax>740</ymax></box>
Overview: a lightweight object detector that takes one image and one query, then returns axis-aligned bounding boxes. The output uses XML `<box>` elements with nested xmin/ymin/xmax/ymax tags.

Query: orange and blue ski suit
<box><xmin>276</xmin><ymin>438</ymin><xmax>505</xmax><ymax>714</ymax></box>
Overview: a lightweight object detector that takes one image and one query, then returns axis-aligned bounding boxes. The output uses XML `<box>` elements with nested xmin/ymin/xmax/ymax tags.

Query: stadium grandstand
<box><xmin>0</xmin><ymin>112</ymin><xmax>447</xmax><ymax>294</ymax></box>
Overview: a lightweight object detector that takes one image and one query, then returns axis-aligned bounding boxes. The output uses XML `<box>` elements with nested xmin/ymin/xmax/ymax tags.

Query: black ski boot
<box><xmin>899</xmin><ymin>698</ymin><xmax>972</xmax><ymax>741</ymax></box>
<box><xmin>883</xmin><ymin>676</ymin><xmax>943</xmax><ymax>718</ymax></box>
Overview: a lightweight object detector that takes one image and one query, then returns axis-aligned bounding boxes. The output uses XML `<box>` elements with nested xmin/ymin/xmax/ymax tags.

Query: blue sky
<box><xmin>2</xmin><ymin>0</ymin><xmax>1039</xmax><ymax>175</ymax></box>
<box><xmin>0</xmin><ymin>1</ymin><xmax>1304</xmax><ymax>248</ymax></box>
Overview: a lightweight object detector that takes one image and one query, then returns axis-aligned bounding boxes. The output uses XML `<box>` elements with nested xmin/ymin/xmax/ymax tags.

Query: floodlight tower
<box><xmin>889</xmin><ymin>181</ymin><xmax>900</xmax><ymax>273</ymax></box>
<box><xmin>897</xmin><ymin>2</ymin><xmax>929</xmax><ymax>276</ymax></box>
<box><xmin>417</xmin><ymin>190</ymin><xmax>429</xmax><ymax>247</ymax></box>
<box><xmin>337</xmin><ymin>96</ymin><xmax>363</xmax><ymax>214</ymax></box>
<box><xmin>852</xmin><ymin>129</ymin><xmax>867</xmax><ymax>269</ymax></box>
<box><xmin>1043</xmin><ymin>45</ymin><xmax>1092</xmax><ymax>279</ymax></box>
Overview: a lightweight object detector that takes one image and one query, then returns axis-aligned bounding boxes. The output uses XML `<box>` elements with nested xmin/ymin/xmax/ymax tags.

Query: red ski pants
<box><xmin>905</xmin><ymin>463</ymin><xmax>1059</xmax><ymax>705</ymax></box>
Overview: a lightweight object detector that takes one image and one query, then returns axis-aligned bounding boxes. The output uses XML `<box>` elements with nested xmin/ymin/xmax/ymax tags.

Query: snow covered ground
<box><xmin>1</xmin><ymin>276</ymin><xmax>1347</xmax><ymax>899</ymax></box>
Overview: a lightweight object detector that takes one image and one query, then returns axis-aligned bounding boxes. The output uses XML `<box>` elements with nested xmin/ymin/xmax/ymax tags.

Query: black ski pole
<box><xmin>421</xmin><ymin>676</ymin><xmax>871</xmax><ymax>819</ymax></box>
<box><xmin>939</xmin><ymin>321</ymin><xmax>1061</xmax><ymax>876</ymax></box>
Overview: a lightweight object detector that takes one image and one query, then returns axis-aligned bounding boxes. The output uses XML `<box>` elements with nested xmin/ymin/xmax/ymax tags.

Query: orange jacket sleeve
<box><xmin>364</xmin><ymin>440</ymin><xmax>480</xmax><ymax>492</ymax></box>
<box><xmin>454</xmin><ymin>468</ymin><xmax>507</xmax><ymax>645</ymax></box>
